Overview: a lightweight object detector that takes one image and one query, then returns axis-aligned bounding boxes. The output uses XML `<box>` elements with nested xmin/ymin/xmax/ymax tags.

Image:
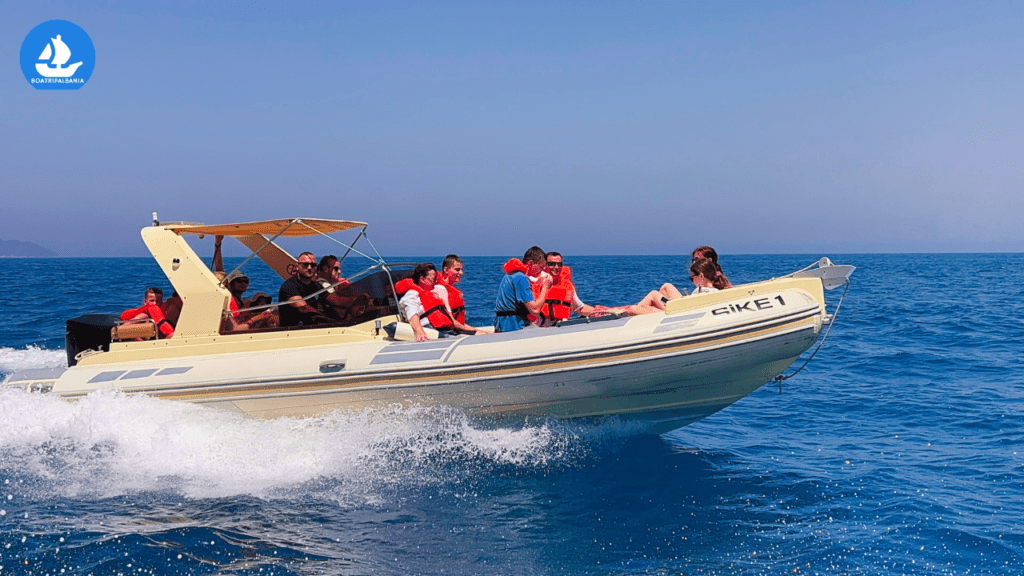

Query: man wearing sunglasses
<box><xmin>278</xmin><ymin>251</ymin><xmax>324</xmax><ymax>328</ymax></box>
<box><xmin>535</xmin><ymin>252</ymin><xmax>595</xmax><ymax>326</ymax></box>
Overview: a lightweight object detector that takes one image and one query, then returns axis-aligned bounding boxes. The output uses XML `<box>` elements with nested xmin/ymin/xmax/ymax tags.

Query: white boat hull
<box><xmin>5</xmin><ymin>276</ymin><xmax>830</xmax><ymax>432</ymax></box>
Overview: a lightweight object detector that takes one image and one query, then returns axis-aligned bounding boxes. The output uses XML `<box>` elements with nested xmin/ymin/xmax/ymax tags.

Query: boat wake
<box><xmin>0</xmin><ymin>366</ymin><xmax>649</xmax><ymax>506</ymax></box>
<box><xmin>0</xmin><ymin>345</ymin><xmax>66</xmax><ymax>374</ymax></box>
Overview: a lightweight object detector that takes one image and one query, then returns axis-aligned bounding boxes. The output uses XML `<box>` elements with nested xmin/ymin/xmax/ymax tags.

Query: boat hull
<box><xmin>4</xmin><ymin>277</ymin><xmax>828</xmax><ymax>431</ymax></box>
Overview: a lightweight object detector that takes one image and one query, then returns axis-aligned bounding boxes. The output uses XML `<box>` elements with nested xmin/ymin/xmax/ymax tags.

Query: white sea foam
<box><xmin>0</xmin><ymin>386</ymin><xmax>616</xmax><ymax>503</ymax></box>
<box><xmin>0</xmin><ymin>345</ymin><xmax>66</xmax><ymax>374</ymax></box>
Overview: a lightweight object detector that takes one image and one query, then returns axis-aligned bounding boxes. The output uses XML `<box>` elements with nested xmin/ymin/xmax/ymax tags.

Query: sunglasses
<box><xmin>332</xmin><ymin>266</ymin><xmax>342</xmax><ymax>271</ymax></box>
<box><xmin>298</xmin><ymin>262</ymin><xmax>317</xmax><ymax>268</ymax></box>
<box><xmin>232</xmin><ymin>278</ymin><xmax>250</xmax><ymax>284</ymax></box>
<box><xmin>546</xmin><ymin>261</ymin><xmax>564</xmax><ymax>267</ymax></box>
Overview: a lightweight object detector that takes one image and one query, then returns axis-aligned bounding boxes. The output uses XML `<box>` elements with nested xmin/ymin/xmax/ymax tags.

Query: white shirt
<box><xmin>691</xmin><ymin>285</ymin><xmax>719</xmax><ymax>295</ymax></box>
<box><xmin>399</xmin><ymin>286</ymin><xmax>450</xmax><ymax>328</ymax></box>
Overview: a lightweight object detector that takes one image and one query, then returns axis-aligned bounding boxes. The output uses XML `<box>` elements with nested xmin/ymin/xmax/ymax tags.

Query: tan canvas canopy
<box><xmin>169</xmin><ymin>218</ymin><xmax>367</xmax><ymax>238</ymax></box>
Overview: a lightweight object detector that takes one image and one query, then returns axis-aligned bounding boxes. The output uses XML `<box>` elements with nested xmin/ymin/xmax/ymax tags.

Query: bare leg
<box><xmin>660</xmin><ymin>283</ymin><xmax>684</xmax><ymax>300</ymax></box>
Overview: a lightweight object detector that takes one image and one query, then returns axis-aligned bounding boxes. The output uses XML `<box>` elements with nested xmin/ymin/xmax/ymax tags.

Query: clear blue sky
<box><xmin>2</xmin><ymin>1</ymin><xmax>1022</xmax><ymax>256</ymax></box>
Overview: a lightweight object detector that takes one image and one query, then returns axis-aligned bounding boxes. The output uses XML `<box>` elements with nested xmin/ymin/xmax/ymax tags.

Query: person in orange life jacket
<box><xmin>435</xmin><ymin>254</ymin><xmax>467</xmax><ymax>324</ymax></box>
<box><xmin>533</xmin><ymin>252</ymin><xmax>597</xmax><ymax>326</ymax></box>
<box><xmin>210</xmin><ymin>235</ymin><xmax>270</xmax><ymax>330</ymax></box>
<box><xmin>434</xmin><ymin>255</ymin><xmax>495</xmax><ymax>335</ymax></box>
<box><xmin>494</xmin><ymin>246</ymin><xmax>553</xmax><ymax>332</ymax></box>
<box><xmin>221</xmin><ymin>272</ymin><xmax>274</xmax><ymax>332</ymax></box>
<box><xmin>398</xmin><ymin>263</ymin><xmax>485</xmax><ymax>341</ymax></box>
<box><xmin>120</xmin><ymin>287</ymin><xmax>174</xmax><ymax>338</ymax></box>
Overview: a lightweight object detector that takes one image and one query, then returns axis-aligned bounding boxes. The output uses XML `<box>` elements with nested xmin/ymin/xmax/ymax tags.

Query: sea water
<box><xmin>1</xmin><ymin>254</ymin><xmax>1022</xmax><ymax>575</ymax></box>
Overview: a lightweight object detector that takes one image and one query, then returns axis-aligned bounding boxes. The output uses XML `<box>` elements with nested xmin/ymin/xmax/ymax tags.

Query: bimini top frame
<box><xmin>144</xmin><ymin>217</ymin><xmax>395</xmax><ymax>338</ymax></box>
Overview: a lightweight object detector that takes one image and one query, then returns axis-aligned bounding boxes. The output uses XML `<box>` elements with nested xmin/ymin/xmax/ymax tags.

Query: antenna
<box><xmin>152</xmin><ymin>212</ymin><xmax>159</xmax><ymax>226</ymax></box>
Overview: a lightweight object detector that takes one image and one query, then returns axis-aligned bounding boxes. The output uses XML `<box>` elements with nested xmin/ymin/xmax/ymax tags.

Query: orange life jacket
<box><xmin>541</xmin><ymin>265</ymin><xmax>576</xmax><ymax>322</ymax></box>
<box><xmin>120</xmin><ymin>303</ymin><xmax>174</xmax><ymax>338</ymax></box>
<box><xmin>497</xmin><ymin>259</ymin><xmax>539</xmax><ymax>325</ymax></box>
<box><xmin>436</xmin><ymin>277</ymin><xmax>466</xmax><ymax>324</ymax></box>
<box><xmin>395</xmin><ymin>278</ymin><xmax>455</xmax><ymax>329</ymax></box>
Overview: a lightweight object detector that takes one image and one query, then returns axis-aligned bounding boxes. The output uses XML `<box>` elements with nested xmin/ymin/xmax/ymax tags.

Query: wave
<box><xmin>0</xmin><ymin>345</ymin><xmax>66</xmax><ymax>375</ymax></box>
<box><xmin>0</xmin><ymin>387</ymin><xmax>650</xmax><ymax>503</ymax></box>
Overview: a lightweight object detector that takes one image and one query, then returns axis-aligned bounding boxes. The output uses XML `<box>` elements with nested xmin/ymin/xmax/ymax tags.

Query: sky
<box><xmin>2</xmin><ymin>1</ymin><xmax>1022</xmax><ymax>257</ymax></box>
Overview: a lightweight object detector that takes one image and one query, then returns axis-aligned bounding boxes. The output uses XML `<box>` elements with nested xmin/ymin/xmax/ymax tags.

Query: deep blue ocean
<box><xmin>1</xmin><ymin>253</ymin><xmax>1022</xmax><ymax>575</ymax></box>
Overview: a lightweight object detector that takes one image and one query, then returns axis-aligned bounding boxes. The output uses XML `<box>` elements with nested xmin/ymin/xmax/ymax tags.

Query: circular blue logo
<box><xmin>20</xmin><ymin>20</ymin><xmax>95</xmax><ymax>90</ymax></box>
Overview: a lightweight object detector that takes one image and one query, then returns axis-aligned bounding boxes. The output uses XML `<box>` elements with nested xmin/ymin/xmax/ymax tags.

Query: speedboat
<box><xmin>3</xmin><ymin>217</ymin><xmax>854</xmax><ymax>432</ymax></box>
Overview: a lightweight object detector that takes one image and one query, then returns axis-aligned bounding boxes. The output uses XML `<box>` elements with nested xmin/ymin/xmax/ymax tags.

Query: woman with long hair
<box><xmin>689</xmin><ymin>257</ymin><xmax>730</xmax><ymax>294</ymax></box>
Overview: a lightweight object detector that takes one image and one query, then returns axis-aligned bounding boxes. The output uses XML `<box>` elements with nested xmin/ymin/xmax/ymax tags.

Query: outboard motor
<box><xmin>65</xmin><ymin>314</ymin><xmax>120</xmax><ymax>367</ymax></box>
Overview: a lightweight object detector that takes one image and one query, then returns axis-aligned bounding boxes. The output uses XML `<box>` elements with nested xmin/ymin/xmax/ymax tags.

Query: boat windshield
<box><xmin>197</xmin><ymin>218</ymin><xmax>411</xmax><ymax>334</ymax></box>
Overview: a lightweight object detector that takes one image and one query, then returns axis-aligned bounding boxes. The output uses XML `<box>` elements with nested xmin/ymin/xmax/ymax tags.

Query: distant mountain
<box><xmin>0</xmin><ymin>240</ymin><xmax>59</xmax><ymax>257</ymax></box>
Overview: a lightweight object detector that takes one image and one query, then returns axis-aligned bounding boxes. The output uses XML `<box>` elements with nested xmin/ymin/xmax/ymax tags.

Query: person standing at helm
<box><xmin>534</xmin><ymin>251</ymin><xmax>597</xmax><ymax>326</ymax></box>
<box><xmin>494</xmin><ymin>246</ymin><xmax>552</xmax><ymax>332</ymax></box>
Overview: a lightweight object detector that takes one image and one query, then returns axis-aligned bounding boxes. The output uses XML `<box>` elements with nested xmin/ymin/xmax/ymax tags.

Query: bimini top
<box><xmin>168</xmin><ymin>218</ymin><xmax>367</xmax><ymax>238</ymax></box>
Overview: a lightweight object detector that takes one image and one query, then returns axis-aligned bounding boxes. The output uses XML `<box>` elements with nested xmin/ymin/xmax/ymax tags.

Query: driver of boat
<box><xmin>315</xmin><ymin>255</ymin><xmax>371</xmax><ymax>324</ymax></box>
<box><xmin>278</xmin><ymin>252</ymin><xmax>324</xmax><ymax>328</ymax></box>
<box><xmin>494</xmin><ymin>246</ymin><xmax>552</xmax><ymax>332</ymax></box>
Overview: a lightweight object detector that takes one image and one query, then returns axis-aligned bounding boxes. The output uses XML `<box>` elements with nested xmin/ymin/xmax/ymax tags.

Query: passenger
<box><xmin>434</xmin><ymin>255</ymin><xmax>494</xmax><ymax>334</ymax></box>
<box><xmin>691</xmin><ymin>245</ymin><xmax>732</xmax><ymax>288</ymax></box>
<box><xmin>278</xmin><ymin>252</ymin><xmax>325</xmax><ymax>328</ymax></box>
<box><xmin>221</xmin><ymin>273</ymin><xmax>274</xmax><ymax>332</ymax></box>
<box><xmin>212</xmin><ymin>235</ymin><xmax>226</xmax><ymax>274</ymax></box>
<box><xmin>315</xmin><ymin>255</ymin><xmax>370</xmax><ymax>324</ymax></box>
<box><xmin>494</xmin><ymin>246</ymin><xmax>552</xmax><ymax>332</ymax></box>
<box><xmin>161</xmin><ymin>291</ymin><xmax>183</xmax><ymax>327</ymax></box>
<box><xmin>239</xmin><ymin>292</ymin><xmax>277</xmax><ymax>330</ymax></box>
<box><xmin>641</xmin><ymin>245</ymin><xmax>732</xmax><ymax>306</ymax></box>
<box><xmin>435</xmin><ymin>254</ymin><xmax>467</xmax><ymax>324</ymax></box>
<box><xmin>535</xmin><ymin>252</ymin><xmax>596</xmax><ymax>326</ymax></box>
<box><xmin>120</xmin><ymin>287</ymin><xmax>174</xmax><ymax>338</ymax></box>
<box><xmin>226</xmin><ymin>272</ymin><xmax>250</xmax><ymax>315</ymax></box>
<box><xmin>690</xmin><ymin>257</ymin><xmax>731</xmax><ymax>293</ymax></box>
<box><xmin>397</xmin><ymin>263</ymin><xmax>486</xmax><ymax>341</ymax></box>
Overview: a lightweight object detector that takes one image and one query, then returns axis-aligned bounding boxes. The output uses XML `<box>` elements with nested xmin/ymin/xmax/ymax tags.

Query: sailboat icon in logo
<box><xmin>36</xmin><ymin>35</ymin><xmax>83</xmax><ymax>78</ymax></box>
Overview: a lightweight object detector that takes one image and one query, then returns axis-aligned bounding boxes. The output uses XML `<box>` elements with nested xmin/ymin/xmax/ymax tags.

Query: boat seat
<box><xmin>111</xmin><ymin>320</ymin><xmax>158</xmax><ymax>341</ymax></box>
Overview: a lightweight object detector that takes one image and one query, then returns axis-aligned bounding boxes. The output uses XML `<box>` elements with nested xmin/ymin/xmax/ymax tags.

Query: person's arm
<box><xmin>281</xmin><ymin>281</ymin><xmax>319</xmax><ymax>314</ymax></box>
<box><xmin>212</xmin><ymin>235</ymin><xmax>225</xmax><ymax>273</ymax></box>
<box><xmin>409</xmin><ymin>314</ymin><xmax>430</xmax><ymax>341</ymax></box>
<box><xmin>524</xmin><ymin>274</ymin><xmax>552</xmax><ymax>316</ymax></box>
<box><xmin>287</xmin><ymin>295</ymin><xmax>319</xmax><ymax>314</ymax></box>
<box><xmin>570</xmin><ymin>291</ymin><xmax>595</xmax><ymax>316</ymax></box>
